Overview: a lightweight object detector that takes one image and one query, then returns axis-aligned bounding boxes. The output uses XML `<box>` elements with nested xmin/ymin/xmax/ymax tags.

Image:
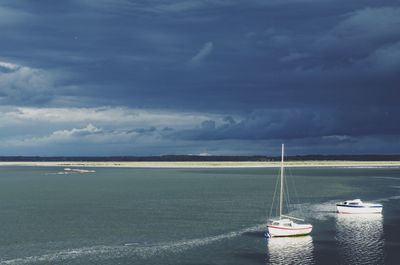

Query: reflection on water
<box><xmin>267</xmin><ymin>236</ymin><xmax>314</xmax><ymax>265</ymax></box>
<box><xmin>336</xmin><ymin>214</ymin><xmax>384</xmax><ymax>265</ymax></box>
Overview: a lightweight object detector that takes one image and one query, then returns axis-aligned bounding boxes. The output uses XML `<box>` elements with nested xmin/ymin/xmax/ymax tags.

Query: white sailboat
<box><xmin>267</xmin><ymin>144</ymin><xmax>313</xmax><ymax>237</ymax></box>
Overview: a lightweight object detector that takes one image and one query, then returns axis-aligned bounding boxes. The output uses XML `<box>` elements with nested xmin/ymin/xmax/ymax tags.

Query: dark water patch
<box><xmin>234</xmin><ymin>252</ymin><xmax>266</xmax><ymax>264</ymax></box>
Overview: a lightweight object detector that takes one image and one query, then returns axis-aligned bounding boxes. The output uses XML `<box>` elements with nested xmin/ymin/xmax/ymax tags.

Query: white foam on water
<box><xmin>374</xmin><ymin>176</ymin><xmax>400</xmax><ymax>181</ymax></box>
<box><xmin>280</xmin><ymin>200</ymin><xmax>338</xmax><ymax>222</ymax></box>
<box><xmin>283</xmin><ymin>194</ymin><xmax>398</xmax><ymax>222</ymax></box>
<box><xmin>47</xmin><ymin>168</ymin><xmax>96</xmax><ymax>175</ymax></box>
<box><xmin>375</xmin><ymin>195</ymin><xmax>400</xmax><ymax>202</ymax></box>
<box><xmin>0</xmin><ymin>224</ymin><xmax>266</xmax><ymax>264</ymax></box>
<box><xmin>67</xmin><ymin>168</ymin><xmax>96</xmax><ymax>173</ymax></box>
<box><xmin>301</xmin><ymin>195</ymin><xmax>400</xmax><ymax>218</ymax></box>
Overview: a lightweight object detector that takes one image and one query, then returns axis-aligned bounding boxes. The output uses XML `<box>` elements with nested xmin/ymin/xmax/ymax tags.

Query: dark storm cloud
<box><xmin>1</xmin><ymin>1</ymin><xmax>398</xmax><ymax>108</ymax></box>
<box><xmin>0</xmin><ymin>0</ymin><xmax>399</xmax><ymax>154</ymax></box>
<box><xmin>170</xmin><ymin>107</ymin><xmax>400</xmax><ymax>141</ymax></box>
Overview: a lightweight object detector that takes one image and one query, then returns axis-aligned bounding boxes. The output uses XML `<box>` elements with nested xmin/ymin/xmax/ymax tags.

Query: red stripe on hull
<box><xmin>267</xmin><ymin>225</ymin><xmax>312</xmax><ymax>231</ymax></box>
<box><xmin>270</xmin><ymin>232</ymin><xmax>311</xmax><ymax>237</ymax></box>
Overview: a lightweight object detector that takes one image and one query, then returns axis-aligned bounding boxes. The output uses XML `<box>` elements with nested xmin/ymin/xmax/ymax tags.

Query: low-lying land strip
<box><xmin>1</xmin><ymin>161</ymin><xmax>400</xmax><ymax>168</ymax></box>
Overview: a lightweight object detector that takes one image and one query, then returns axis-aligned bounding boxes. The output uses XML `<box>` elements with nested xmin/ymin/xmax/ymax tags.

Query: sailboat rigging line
<box><xmin>268</xmin><ymin>168</ymin><xmax>281</xmax><ymax>219</ymax></box>
<box><xmin>287</xmin><ymin>166</ymin><xmax>305</xmax><ymax>218</ymax></box>
<box><xmin>269</xmin><ymin>144</ymin><xmax>306</xmax><ymax>221</ymax></box>
<box><xmin>284</xmin><ymin>169</ymin><xmax>291</xmax><ymax>213</ymax></box>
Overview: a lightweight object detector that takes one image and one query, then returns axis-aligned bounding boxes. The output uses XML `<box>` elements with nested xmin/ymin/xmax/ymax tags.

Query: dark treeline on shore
<box><xmin>1</xmin><ymin>155</ymin><xmax>400</xmax><ymax>162</ymax></box>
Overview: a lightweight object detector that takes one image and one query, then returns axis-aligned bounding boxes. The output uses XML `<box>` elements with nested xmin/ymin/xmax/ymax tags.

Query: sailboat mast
<box><xmin>279</xmin><ymin>144</ymin><xmax>284</xmax><ymax>219</ymax></box>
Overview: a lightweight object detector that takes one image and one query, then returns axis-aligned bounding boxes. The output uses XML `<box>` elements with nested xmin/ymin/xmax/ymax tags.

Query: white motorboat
<box><xmin>336</xmin><ymin>199</ymin><xmax>382</xmax><ymax>214</ymax></box>
<box><xmin>267</xmin><ymin>144</ymin><xmax>313</xmax><ymax>237</ymax></box>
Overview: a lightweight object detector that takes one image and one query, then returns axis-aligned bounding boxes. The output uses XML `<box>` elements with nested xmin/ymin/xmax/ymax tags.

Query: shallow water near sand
<box><xmin>0</xmin><ymin>166</ymin><xmax>399</xmax><ymax>264</ymax></box>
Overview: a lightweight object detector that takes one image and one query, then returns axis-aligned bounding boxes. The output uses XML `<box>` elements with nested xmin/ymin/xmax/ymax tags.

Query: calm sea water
<box><xmin>0</xmin><ymin>166</ymin><xmax>399</xmax><ymax>264</ymax></box>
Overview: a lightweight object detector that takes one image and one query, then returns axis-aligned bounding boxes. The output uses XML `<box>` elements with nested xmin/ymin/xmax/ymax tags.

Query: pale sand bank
<box><xmin>0</xmin><ymin>161</ymin><xmax>400</xmax><ymax>168</ymax></box>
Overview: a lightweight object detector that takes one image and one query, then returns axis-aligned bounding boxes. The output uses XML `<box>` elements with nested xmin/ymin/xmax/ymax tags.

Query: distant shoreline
<box><xmin>1</xmin><ymin>161</ymin><xmax>400</xmax><ymax>168</ymax></box>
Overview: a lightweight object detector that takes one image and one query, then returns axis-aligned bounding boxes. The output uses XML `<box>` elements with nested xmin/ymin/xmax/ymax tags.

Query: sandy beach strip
<box><xmin>0</xmin><ymin>161</ymin><xmax>400</xmax><ymax>168</ymax></box>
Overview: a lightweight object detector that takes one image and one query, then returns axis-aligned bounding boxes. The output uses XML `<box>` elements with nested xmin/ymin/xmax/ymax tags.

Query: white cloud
<box><xmin>0</xmin><ymin>104</ymin><xmax>250</xmax><ymax>156</ymax></box>
<box><xmin>0</xmin><ymin>61</ymin><xmax>20</xmax><ymax>71</ymax></box>
<box><xmin>280</xmin><ymin>52</ymin><xmax>310</xmax><ymax>62</ymax></box>
<box><xmin>155</xmin><ymin>1</ymin><xmax>205</xmax><ymax>12</ymax></box>
<box><xmin>51</xmin><ymin>124</ymin><xmax>102</xmax><ymax>138</ymax></box>
<box><xmin>0</xmin><ymin>106</ymin><xmax>240</xmax><ymax>155</ymax></box>
<box><xmin>190</xmin><ymin>42</ymin><xmax>214</xmax><ymax>64</ymax></box>
<box><xmin>361</xmin><ymin>41</ymin><xmax>400</xmax><ymax>72</ymax></box>
<box><xmin>4</xmin><ymin>124</ymin><xmax>119</xmax><ymax>147</ymax></box>
<box><xmin>0</xmin><ymin>6</ymin><xmax>30</xmax><ymax>25</ymax></box>
<box><xmin>315</xmin><ymin>7</ymin><xmax>400</xmax><ymax>55</ymax></box>
<box><xmin>335</xmin><ymin>7</ymin><xmax>400</xmax><ymax>38</ymax></box>
<box><xmin>1</xmin><ymin>106</ymin><xmax>226</xmax><ymax>128</ymax></box>
<box><xmin>112</xmin><ymin>0</ymin><xmax>327</xmax><ymax>14</ymax></box>
<box><xmin>0</xmin><ymin>61</ymin><xmax>55</xmax><ymax>104</ymax></box>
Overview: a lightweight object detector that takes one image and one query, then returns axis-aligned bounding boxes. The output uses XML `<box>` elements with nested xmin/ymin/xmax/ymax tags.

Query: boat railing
<box><xmin>281</xmin><ymin>214</ymin><xmax>305</xmax><ymax>222</ymax></box>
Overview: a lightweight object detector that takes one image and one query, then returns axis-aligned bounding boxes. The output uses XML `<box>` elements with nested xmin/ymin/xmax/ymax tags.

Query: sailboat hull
<box><xmin>267</xmin><ymin>224</ymin><xmax>313</xmax><ymax>237</ymax></box>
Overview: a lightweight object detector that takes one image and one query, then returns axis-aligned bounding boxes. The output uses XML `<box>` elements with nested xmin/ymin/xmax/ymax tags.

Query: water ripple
<box><xmin>267</xmin><ymin>236</ymin><xmax>314</xmax><ymax>265</ymax></box>
<box><xmin>0</xmin><ymin>224</ymin><xmax>266</xmax><ymax>265</ymax></box>
<box><xmin>335</xmin><ymin>214</ymin><xmax>384</xmax><ymax>265</ymax></box>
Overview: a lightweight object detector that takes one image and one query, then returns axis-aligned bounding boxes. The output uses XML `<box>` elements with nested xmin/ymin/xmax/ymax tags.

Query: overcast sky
<box><xmin>1</xmin><ymin>0</ymin><xmax>399</xmax><ymax>156</ymax></box>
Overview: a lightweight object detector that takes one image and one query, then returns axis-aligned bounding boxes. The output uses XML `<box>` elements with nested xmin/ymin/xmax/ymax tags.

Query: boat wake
<box><xmin>285</xmin><ymin>191</ymin><xmax>400</xmax><ymax>222</ymax></box>
<box><xmin>374</xmin><ymin>176</ymin><xmax>400</xmax><ymax>181</ymax></box>
<box><xmin>282</xmin><ymin>200</ymin><xmax>338</xmax><ymax>221</ymax></box>
<box><xmin>47</xmin><ymin>168</ymin><xmax>96</xmax><ymax>175</ymax></box>
<box><xmin>375</xmin><ymin>195</ymin><xmax>400</xmax><ymax>202</ymax></box>
<box><xmin>0</xmin><ymin>224</ymin><xmax>266</xmax><ymax>264</ymax></box>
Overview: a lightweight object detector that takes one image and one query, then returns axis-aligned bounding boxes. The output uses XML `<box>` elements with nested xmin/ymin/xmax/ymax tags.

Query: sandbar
<box><xmin>0</xmin><ymin>161</ymin><xmax>400</xmax><ymax>168</ymax></box>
